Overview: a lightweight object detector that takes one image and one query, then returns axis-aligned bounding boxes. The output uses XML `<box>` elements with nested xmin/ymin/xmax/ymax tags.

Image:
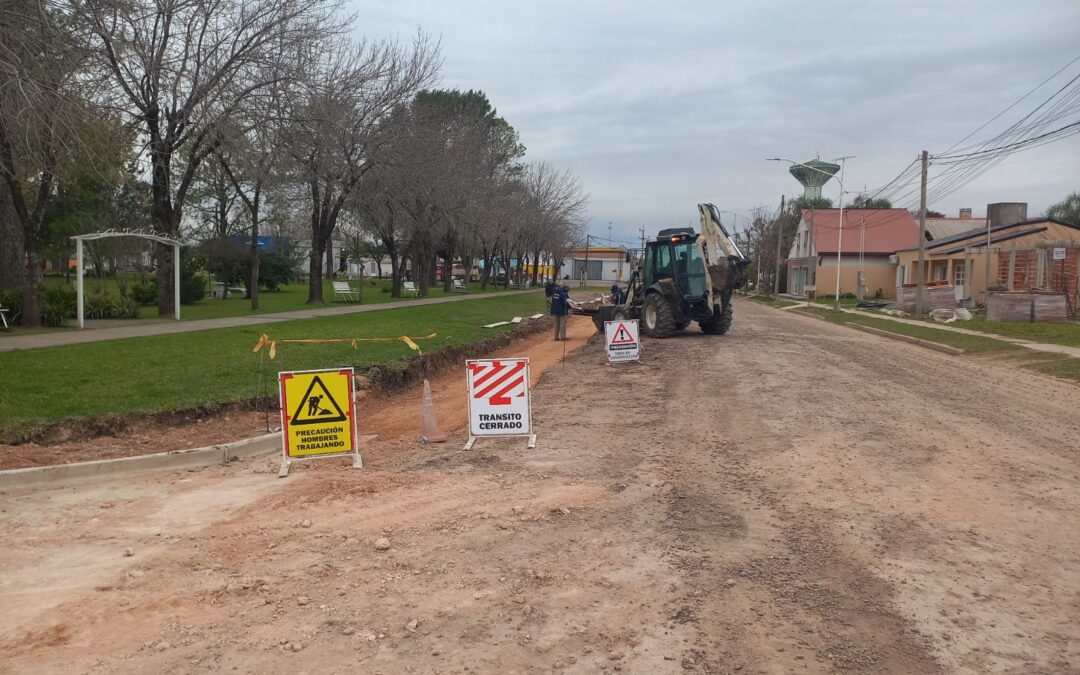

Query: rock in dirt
<box><xmin>405</xmin><ymin>619</ymin><xmax>419</xmax><ymax>632</ymax></box>
<box><xmin>374</xmin><ymin>537</ymin><xmax>392</xmax><ymax>551</ymax></box>
<box><xmin>155</xmin><ymin>641</ymin><xmax>170</xmax><ymax>652</ymax></box>
<box><xmin>342</xmin><ymin>626</ymin><xmax>355</xmax><ymax>636</ymax></box>
<box><xmin>300</xmin><ymin>519</ymin><xmax>312</xmax><ymax>528</ymax></box>
<box><xmin>297</xmin><ymin>596</ymin><xmax>310</xmax><ymax>606</ymax></box>
<box><xmin>123</xmin><ymin>548</ymin><xmax>134</xmax><ymax>557</ymax></box>
<box><xmin>291</xmin><ymin>642</ymin><xmax>304</xmax><ymax>652</ymax></box>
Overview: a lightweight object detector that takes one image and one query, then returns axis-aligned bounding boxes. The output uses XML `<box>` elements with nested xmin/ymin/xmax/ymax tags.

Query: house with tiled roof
<box><xmin>786</xmin><ymin>208</ymin><xmax>919</xmax><ymax>299</ymax></box>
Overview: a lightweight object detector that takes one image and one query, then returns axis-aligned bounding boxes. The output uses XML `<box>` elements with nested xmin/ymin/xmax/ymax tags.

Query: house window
<box><xmin>953</xmin><ymin>261</ymin><xmax>966</xmax><ymax>287</ymax></box>
<box><xmin>932</xmin><ymin>262</ymin><xmax>948</xmax><ymax>281</ymax></box>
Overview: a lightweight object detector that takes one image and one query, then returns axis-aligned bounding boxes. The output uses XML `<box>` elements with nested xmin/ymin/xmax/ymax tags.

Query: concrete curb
<box><xmin>789</xmin><ymin>309</ymin><xmax>828</xmax><ymax>321</ymax></box>
<box><xmin>843</xmin><ymin>322</ymin><xmax>966</xmax><ymax>355</ymax></box>
<box><xmin>0</xmin><ymin>432</ymin><xmax>280</xmax><ymax>490</ymax></box>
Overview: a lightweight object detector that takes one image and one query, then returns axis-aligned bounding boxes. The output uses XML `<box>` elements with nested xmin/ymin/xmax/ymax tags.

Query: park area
<box><xmin>1</xmin><ymin>299</ymin><xmax>1079</xmax><ymax>673</ymax></box>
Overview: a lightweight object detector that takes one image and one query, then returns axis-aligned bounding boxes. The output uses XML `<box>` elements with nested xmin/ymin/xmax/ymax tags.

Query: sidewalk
<box><xmin>0</xmin><ymin>290</ymin><xmax>537</xmax><ymax>353</ymax></box>
<box><xmin>837</xmin><ymin>308</ymin><xmax>1080</xmax><ymax>359</ymax></box>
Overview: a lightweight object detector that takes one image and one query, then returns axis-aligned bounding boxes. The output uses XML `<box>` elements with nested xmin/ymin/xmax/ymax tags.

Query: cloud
<box><xmin>358</xmin><ymin>0</ymin><xmax>1080</xmax><ymax>240</ymax></box>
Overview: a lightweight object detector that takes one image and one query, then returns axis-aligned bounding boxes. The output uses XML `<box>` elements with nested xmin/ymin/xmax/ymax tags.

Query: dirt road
<box><xmin>2</xmin><ymin>300</ymin><xmax>1078</xmax><ymax>673</ymax></box>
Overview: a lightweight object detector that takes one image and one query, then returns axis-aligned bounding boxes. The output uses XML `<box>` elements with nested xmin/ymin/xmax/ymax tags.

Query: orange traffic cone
<box><xmin>420</xmin><ymin>379</ymin><xmax>447</xmax><ymax>444</ymax></box>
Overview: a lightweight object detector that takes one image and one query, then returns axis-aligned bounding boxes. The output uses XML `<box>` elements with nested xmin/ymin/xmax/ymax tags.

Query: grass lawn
<box><xmin>746</xmin><ymin>294</ymin><xmax>799</xmax><ymax>308</ymax></box>
<box><xmin>37</xmin><ymin>275</ymin><xmax>524</xmax><ymax>323</ymax></box>
<box><xmin>0</xmin><ymin>291</ymin><xmax>547</xmax><ymax>437</ymax></box>
<box><xmin>797</xmin><ymin>306</ymin><xmax>1019</xmax><ymax>354</ymax></box>
<box><xmin>913</xmin><ymin>316</ymin><xmax>1080</xmax><ymax>349</ymax></box>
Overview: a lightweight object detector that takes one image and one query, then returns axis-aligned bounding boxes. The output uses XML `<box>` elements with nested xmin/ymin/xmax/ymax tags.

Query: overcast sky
<box><xmin>359</xmin><ymin>1</ymin><xmax>1080</xmax><ymax>244</ymax></box>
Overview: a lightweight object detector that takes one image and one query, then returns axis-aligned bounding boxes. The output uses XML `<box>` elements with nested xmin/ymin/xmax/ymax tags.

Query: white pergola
<box><xmin>70</xmin><ymin>230</ymin><xmax>183</xmax><ymax>328</ymax></box>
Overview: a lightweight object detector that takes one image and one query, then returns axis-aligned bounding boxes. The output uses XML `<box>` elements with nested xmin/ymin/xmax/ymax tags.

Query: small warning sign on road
<box><xmin>279</xmin><ymin>368</ymin><xmax>360</xmax><ymax>467</ymax></box>
<box><xmin>605</xmin><ymin>319</ymin><xmax>640</xmax><ymax>363</ymax></box>
<box><xmin>464</xmin><ymin>358</ymin><xmax>535</xmax><ymax>450</ymax></box>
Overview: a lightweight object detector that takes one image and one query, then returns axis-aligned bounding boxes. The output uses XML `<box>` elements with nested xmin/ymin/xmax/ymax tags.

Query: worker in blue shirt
<box><xmin>610</xmin><ymin>282</ymin><xmax>622</xmax><ymax>305</ymax></box>
<box><xmin>550</xmin><ymin>283</ymin><xmax>569</xmax><ymax>341</ymax></box>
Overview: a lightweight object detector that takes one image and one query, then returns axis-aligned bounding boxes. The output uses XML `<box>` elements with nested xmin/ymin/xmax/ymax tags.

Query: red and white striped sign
<box><xmin>466</xmin><ymin>358</ymin><xmax>532</xmax><ymax>437</ymax></box>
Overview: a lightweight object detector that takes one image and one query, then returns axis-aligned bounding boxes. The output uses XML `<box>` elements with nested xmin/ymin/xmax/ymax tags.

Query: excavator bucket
<box><xmin>697</xmin><ymin>203</ymin><xmax>750</xmax><ymax>292</ymax></box>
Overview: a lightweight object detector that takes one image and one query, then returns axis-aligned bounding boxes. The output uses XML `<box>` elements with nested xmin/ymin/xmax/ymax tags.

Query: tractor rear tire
<box><xmin>612</xmin><ymin>306</ymin><xmax>630</xmax><ymax>322</ymax></box>
<box><xmin>700</xmin><ymin>301</ymin><xmax>733</xmax><ymax>335</ymax></box>
<box><xmin>642</xmin><ymin>293</ymin><xmax>676</xmax><ymax>338</ymax></box>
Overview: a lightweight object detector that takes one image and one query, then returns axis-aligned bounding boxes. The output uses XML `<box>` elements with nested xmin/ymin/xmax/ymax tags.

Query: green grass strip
<box><xmin>797</xmin><ymin>307</ymin><xmax>1018</xmax><ymax>354</ymax></box>
<box><xmin>0</xmin><ymin>292</ymin><xmax>546</xmax><ymax>436</ymax></box>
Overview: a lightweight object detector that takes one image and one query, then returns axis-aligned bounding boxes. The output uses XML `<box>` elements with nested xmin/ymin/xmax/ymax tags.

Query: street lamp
<box><xmin>767</xmin><ymin>156</ymin><xmax>853</xmax><ymax>310</ymax></box>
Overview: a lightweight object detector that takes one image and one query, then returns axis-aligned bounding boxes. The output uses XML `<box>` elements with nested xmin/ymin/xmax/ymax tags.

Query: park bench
<box><xmin>452</xmin><ymin>278</ymin><xmax>469</xmax><ymax>293</ymax></box>
<box><xmin>402</xmin><ymin>281</ymin><xmax>420</xmax><ymax>297</ymax></box>
<box><xmin>332</xmin><ymin>281</ymin><xmax>360</xmax><ymax>303</ymax></box>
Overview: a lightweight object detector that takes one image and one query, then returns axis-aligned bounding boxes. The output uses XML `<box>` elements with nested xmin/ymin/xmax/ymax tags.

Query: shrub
<box><xmin>40</xmin><ymin>285</ymin><xmax>77</xmax><ymax>327</ymax></box>
<box><xmin>85</xmin><ymin>290</ymin><xmax>140</xmax><ymax>320</ymax></box>
<box><xmin>256</xmin><ymin>250</ymin><xmax>293</xmax><ymax>291</ymax></box>
<box><xmin>180</xmin><ymin>257</ymin><xmax>206</xmax><ymax>304</ymax></box>
<box><xmin>131</xmin><ymin>279</ymin><xmax>158</xmax><ymax>305</ymax></box>
<box><xmin>0</xmin><ymin>288</ymin><xmax>24</xmax><ymax>324</ymax></box>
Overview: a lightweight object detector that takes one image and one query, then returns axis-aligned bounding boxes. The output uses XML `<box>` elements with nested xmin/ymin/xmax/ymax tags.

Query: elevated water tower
<box><xmin>789</xmin><ymin>158</ymin><xmax>840</xmax><ymax>200</ymax></box>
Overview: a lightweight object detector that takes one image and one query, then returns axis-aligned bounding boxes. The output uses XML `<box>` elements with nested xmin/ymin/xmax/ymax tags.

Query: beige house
<box><xmin>786</xmin><ymin>208</ymin><xmax>919</xmax><ymax>299</ymax></box>
<box><xmin>895</xmin><ymin>217</ymin><xmax>1080</xmax><ymax>303</ymax></box>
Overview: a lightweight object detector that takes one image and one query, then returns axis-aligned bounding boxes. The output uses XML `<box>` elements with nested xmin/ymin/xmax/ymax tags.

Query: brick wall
<box><xmin>997</xmin><ymin>248</ymin><xmax>1078</xmax><ymax>297</ymax></box>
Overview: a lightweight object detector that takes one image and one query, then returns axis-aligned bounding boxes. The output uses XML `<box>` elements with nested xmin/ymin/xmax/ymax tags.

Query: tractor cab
<box><xmin>643</xmin><ymin>229</ymin><xmax>710</xmax><ymax>314</ymax></box>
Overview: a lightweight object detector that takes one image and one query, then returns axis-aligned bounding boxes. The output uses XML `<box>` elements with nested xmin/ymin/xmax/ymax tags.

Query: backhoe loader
<box><xmin>601</xmin><ymin>204</ymin><xmax>750</xmax><ymax>338</ymax></box>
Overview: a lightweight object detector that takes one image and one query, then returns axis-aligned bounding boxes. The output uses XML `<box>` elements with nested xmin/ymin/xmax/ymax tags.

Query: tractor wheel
<box><xmin>612</xmin><ymin>306</ymin><xmax>630</xmax><ymax>322</ymax></box>
<box><xmin>642</xmin><ymin>293</ymin><xmax>676</xmax><ymax>338</ymax></box>
<box><xmin>700</xmin><ymin>301</ymin><xmax>733</xmax><ymax>335</ymax></box>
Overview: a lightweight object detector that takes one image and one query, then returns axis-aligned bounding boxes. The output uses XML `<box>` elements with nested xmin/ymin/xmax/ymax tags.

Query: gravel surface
<box><xmin>1</xmin><ymin>299</ymin><xmax>1077</xmax><ymax>673</ymax></box>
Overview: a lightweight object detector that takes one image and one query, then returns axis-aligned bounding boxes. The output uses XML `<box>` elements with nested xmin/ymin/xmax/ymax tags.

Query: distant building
<box><xmin>786</xmin><ymin>208</ymin><xmax>919</xmax><ymax>299</ymax></box>
<box><xmin>558</xmin><ymin>247</ymin><xmax>630</xmax><ymax>282</ymax></box>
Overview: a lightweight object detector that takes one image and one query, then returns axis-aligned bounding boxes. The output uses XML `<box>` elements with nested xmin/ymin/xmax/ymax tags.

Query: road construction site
<box><xmin>2</xmin><ymin>299</ymin><xmax>1078</xmax><ymax>673</ymax></box>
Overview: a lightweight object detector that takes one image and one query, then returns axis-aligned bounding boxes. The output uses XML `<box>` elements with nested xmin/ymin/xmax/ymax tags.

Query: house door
<box><xmin>953</xmin><ymin>261</ymin><xmax>966</xmax><ymax>301</ymax></box>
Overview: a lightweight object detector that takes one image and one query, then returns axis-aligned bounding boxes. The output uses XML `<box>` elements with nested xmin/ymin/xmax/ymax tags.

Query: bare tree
<box><xmin>282</xmin><ymin>32</ymin><xmax>439</xmax><ymax>304</ymax></box>
<box><xmin>0</xmin><ymin>0</ymin><xmax>107</xmax><ymax>325</ymax></box>
<box><xmin>75</xmin><ymin>0</ymin><xmax>340</xmax><ymax>316</ymax></box>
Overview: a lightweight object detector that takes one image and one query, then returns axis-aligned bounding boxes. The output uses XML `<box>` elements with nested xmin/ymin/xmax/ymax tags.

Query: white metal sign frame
<box><xmin>277</xmin><ymin>367</ymin><xmax>362</xmax><ymax>477</ymax></box>
<box><xmin>463</xmin><ymin>358</ymin><xmax>536</xmax><ymax>451</ymax></box>
<box><xmin>605</xmin><ymin>319</ymin><xmax>641</xmax><ymax>363</ymax></box>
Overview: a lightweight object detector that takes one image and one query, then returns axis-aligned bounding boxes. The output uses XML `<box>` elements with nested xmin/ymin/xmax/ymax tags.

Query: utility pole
<box><xmin>773</xmin><ymin>195</ymin><xmax>785</xmax><ymax>296</ymax></box>
<box><xmin>582</xmin><ymin>234</ymin><xmax>590</xmax><ymax>287</ymax></box>
<box><xmin>639</xmin><ymin>227</ymin><xmax>646</xmax><ymax>251</ymax></box>
<box><xmin>832</xmin><ymin>156</ymin><xmax>854</xmax><ymax>310</ymax></box>
<box><xmin>808</xmin><ymin>205</ymin><xmax>816</xmax><ymax>293</ymax></box>
<box><xmin>915</xmin><ymin>149</ymin><xmax>928</xmax><ymax>315</ymax></box>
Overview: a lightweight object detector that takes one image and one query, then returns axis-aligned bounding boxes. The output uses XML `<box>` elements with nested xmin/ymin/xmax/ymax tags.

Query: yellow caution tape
<box><xmin>252</xmin><ymin>333</ymin><xmax>436</xmax><ymax>360</ymax></box>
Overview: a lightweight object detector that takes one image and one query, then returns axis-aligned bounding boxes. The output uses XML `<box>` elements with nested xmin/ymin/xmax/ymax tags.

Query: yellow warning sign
<box><xmin>279</xmin><ymin>368</ymin><xmax>358</xmax><ymax>460</ymax></box>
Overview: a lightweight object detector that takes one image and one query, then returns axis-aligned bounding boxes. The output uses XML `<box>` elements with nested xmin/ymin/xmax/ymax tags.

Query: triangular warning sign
<box><xmin>610</xmin><ymin>322</ymin><xmax>636</xmax><ymax>345</ymax></box>
<box><xmin>290</xmin><ymin>375</ymin><xmax>348</xmax><ymax>425</ymax></box>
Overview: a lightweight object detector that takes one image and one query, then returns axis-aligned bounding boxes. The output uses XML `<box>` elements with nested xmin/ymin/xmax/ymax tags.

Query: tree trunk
<box><xmin>155</xmin><ymin>242</ymin><xmax>176</xmax><ymax>317</ymax></box>
<box><xmin>441</xmin><ymin>248</ymin><xmax>455</xmax><ymax>293</ymax></box>
<box><xmin>307</xmin><ymin>242</ymin><xmax>325</xmax><ymax>304</ymax></box>
<box><xmin>248</xmin><ymin>192</ymin><xmax>260</xmax><ymax>310</ymax></box>
<box><xmin>479</xmin><ymin>257</ymin><xmax>491</xmax><ymax>290</ymax></box>
<box><xmin>501</xmin><ymin>257</ymin><xmax>512</xmax><ymax>288</ymax></box>
<box><xmin>325</xmin><ymin>242</ymin><xmax>335</xmax><ymax>279</ymax></box>
<box><xmin>21</xmin><ymin>243</ymin><xmax>44</xmax><ymax>327</ymax></box>
<box><xmin>0</xmin><ymin>182</ymin><xmax>23</xmax><ymax>290</ymax></box>
<box><xmin>458</xmin><ymin>255</ymin><xmax>472</xmax><ymax>291</ymax></box>
<box><xmin>388</xmin><ymin>250</ymin><xmax>401</xmax><ymax>297</ymax></box>
<box><xmin>416</xmin><ymin>252</ymin><xmax>431</xmax><ymax>296</ymax></box>
<box><xmin>531</xmin><ymin>248</ymin><xmax>541</xmax><ymax>285</ymax></box>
